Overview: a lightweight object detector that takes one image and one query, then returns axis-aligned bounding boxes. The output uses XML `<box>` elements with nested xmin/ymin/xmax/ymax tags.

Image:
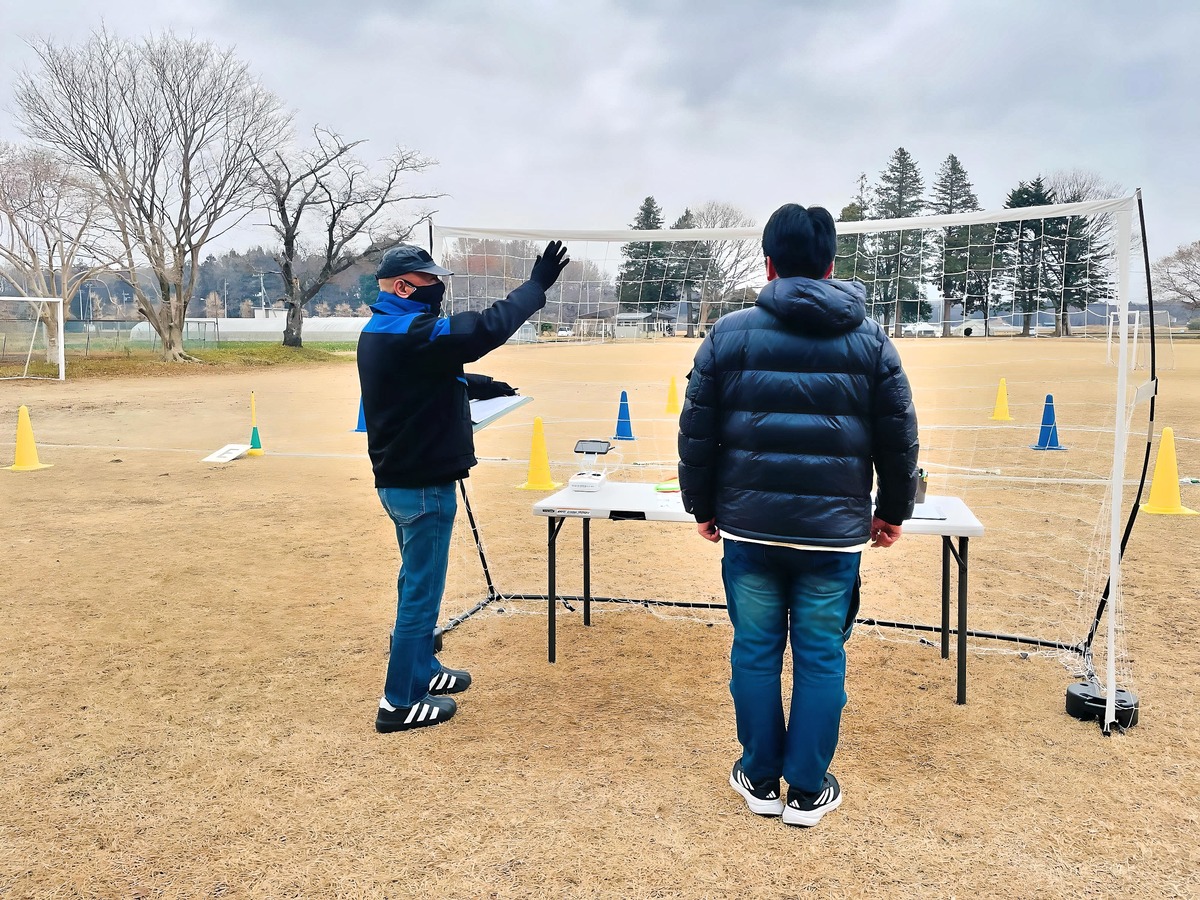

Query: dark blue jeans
<box><xmin>378</xmin><ymin>484</ymin><xmax>457</xmax><ymax>708</ymax></box>
<box><xmin>721</xmin><ymin>540</ymin><xmax>861</xmax><ymax>794</ymax></box>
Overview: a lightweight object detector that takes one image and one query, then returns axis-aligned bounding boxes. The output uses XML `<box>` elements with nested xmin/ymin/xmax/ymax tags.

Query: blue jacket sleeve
<box><xmin>677</xmin><ymin>334</ymin><xmax>720</xmax><ymax>523</ymax></box>
<box><xmin>870</xmin><ymin>336</ymin><xmax>920</xmax><ymax>525</ymax></box>
<box><xmin>403</xmin><ymin>281</ymin><xmax>547</xmax><ymax>368</ymax></box>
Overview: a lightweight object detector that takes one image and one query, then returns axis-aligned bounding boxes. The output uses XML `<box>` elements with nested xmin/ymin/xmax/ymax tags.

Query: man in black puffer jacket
<box><xmin>359</xmin><ymin>240</ymin><xmax>569</xmax><ymax>734</ymax></box>
<box><xmin>678</xmin><ymin>204</ymin><xmax>918</xmax><ymax>827</ymax></box>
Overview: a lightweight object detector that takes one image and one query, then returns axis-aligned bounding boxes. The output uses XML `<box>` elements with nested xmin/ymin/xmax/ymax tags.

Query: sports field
<box><xmin>2</xmin><ymin>338</ymin><xmax>1199</xmax><ymax>899</ymax></box>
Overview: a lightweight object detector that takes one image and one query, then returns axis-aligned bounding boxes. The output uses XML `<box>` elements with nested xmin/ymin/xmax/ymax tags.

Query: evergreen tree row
<box><xmin>836</xmin><ymin>148</ymin><xmax>1113</xmax><ymax>336</ymax></box>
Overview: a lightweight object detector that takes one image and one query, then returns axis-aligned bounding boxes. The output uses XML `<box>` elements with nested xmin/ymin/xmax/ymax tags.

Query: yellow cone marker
<box><xmin>247</xmin><ymin>391</ymin><xmax>264</xmax><ymax>457</ymax></box>
<box><xmin>990</xmin><ymin>378</ymin><xmax>1014</xmax><ymax>421</ymax></box>
<box><xmin>665</xmin><ymin>376</ymin><xmax>681</xmax><ymax>415</ymax></box>
<box><xmin>519</xmin><ymin>417</ymin><xmax>560</xmax><ymax>491</ymax></box>
<box><xmin>6</xmin><ymin>405</ymin><xmax>51</xmax><ymax>471</ymax></box>
<box><xmin>1142</xmin><ymin>427</ymin><xmax>1197</xmax><ymax>515</ymax></box>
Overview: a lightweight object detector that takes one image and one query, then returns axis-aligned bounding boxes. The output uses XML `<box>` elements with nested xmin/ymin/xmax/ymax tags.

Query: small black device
<box><xmin>574</xmin><ymin>439</ymin><xmax>613</xmax><ymax>455</ymax></box>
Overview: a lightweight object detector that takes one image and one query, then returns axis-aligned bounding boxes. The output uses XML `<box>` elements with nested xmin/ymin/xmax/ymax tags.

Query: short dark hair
<box><xmin>761</xmin><ymin>203</ymin><xmax>837</xmax><ymax>278</ymax></box>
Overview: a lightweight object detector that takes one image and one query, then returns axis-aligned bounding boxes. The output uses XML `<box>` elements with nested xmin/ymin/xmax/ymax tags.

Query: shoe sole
<box><xmin>729</xmin><ymin>773</ymin><xmax>784</xmax><ymax>817</ymax></box>
<box><xmin>782</xmin><ymin>792</ymin><xmax>843</xmax><ymax>827</ymax></box>
<box><xmin>375</xmin><ymin>712</ymin><xmax>455</xmax><ymax>733</ymax></box>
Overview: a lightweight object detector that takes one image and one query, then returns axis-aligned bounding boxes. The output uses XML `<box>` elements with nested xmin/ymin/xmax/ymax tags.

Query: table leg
<box><xmin>941</xmin><ymin>537</ymin><xmax>951</xmax><ymax>660</ymax></box>
<box><xmin>548</xmin><ymin>516</ymin><xmax>557</xmax><ymax>663</ymax></box>
<box><xmin>583</xmin><ymin>518</ymin><xmax>591</xmax><ymax>626</ymax></box>
<box><xmin>957</xmin><ymin>537</ymin><xmax>969</xmax><ymax>705</ymax></box>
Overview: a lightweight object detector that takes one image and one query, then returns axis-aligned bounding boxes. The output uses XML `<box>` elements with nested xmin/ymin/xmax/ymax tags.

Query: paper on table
<box><xmin>909</xmin><ymin>502</ymin><xmax>946</xmax><ymax>520</ymax></box>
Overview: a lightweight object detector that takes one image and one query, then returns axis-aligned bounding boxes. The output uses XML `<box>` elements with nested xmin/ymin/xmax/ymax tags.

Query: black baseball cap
<box><xmin>375</xmin><ymin>244</ymin><xmax>453</xmax><ymax>279</ymax></box>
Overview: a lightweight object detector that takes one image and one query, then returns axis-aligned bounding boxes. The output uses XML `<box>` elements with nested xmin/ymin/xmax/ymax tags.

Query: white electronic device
<box><xmin>568</xmin><ymin>439</ymin><xmax>614</xmax><ymax>492</ymax></box>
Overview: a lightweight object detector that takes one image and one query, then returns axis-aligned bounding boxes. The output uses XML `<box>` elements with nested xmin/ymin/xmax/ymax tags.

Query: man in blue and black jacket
<box><xmin>678</xmin><ymin>204</ymin><xmax>918</xmax><ymax>826</ymax></box>
<box><xmin>359</xmin><ymin>240</ymin><xmax>569</xmax><ymax>734</ymax></box>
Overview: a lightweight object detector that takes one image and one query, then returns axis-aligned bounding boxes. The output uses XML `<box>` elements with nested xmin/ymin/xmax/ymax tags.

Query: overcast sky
<box><xmin>1</xmin><ymin>0</ymin><xmax>1196</xmax><ymax>256</ymax></box>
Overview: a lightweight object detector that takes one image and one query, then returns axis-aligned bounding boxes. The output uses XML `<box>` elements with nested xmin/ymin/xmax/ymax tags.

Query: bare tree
<box><xmin>0</xmin><ymin>142</ymin><xmax>114</xmax><ymax>361</ymax></box>
<box><xmin>690</xmin><ymin>201</ymin><xmax>759</xmax><ymax>335</ymax></box>
<box><xmin>250</xmin><ymin>127</ymin><xmax>439</xmax><ymax>348</ymax></box>
<box><xmin>15</xmin><ymin>28</ymin><xmax>290</xmax><ymax>360</ymax></box>
<box><xmin>1152</xmin><ymin>241</ymin><xmax>1200</xmax><ymax>309</ymax></box>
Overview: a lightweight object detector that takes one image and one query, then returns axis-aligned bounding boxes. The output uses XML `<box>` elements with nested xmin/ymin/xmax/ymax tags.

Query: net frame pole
<box><xmin>1101</xmin><ymin>204</ymin><xmax>1134</xmax><ymax>733</ymax></box>
<box><xmin>54</xmin><ymin>298</ymin><xmax>65</xmax><ymax>380</ymax></box>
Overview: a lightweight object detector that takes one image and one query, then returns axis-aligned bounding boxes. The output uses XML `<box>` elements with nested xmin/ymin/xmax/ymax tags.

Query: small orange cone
<box><xmin>519</xmin><ymin>417</ymin><xmax>560</xmax><ymax>491</ymax></box>
<box><xmin>6</xmin><ymin>405</ymin><xmax>52</xmax><ymax>471</ymax></box>
<box><xmin>1142</xmin><ymin>427</ymin><xmax>1197</xmax><ymax>515</ymax></box>
<box><xmin>247</xmin><ymin>391</ymin><xmax>264</xmax><ymax>457</ymax></box>
<box><xmin>665</xmin><ymin>376</ymin><xmax>682</xmax><ymax>415</ymax></box>
<box><xmin>991</xmin><ymin>378</ymin><xmax>1014</xmax><ymax>421</ymax></box>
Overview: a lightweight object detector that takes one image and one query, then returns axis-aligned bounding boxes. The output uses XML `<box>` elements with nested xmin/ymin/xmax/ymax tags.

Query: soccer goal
<box><xmin>432</xmin><ymin>195</ymin><xmax>1152</xmax><ymax>733</ymax></box>
<box><xmin>1107</xmin><ymin>309</ymin><xmax>1174</xmax><ymax>370</ymax></box>
<box><xmin>0</xmin><ymin>296</ymin><xmax>65</xmax><ymax>380</ymax></box>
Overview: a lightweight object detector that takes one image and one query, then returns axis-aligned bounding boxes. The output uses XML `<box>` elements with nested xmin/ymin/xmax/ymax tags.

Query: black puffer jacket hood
<box><xmin>756</xmin><ymin>275</ymin><xmax>867</xmax><ymax>337</ymax></box>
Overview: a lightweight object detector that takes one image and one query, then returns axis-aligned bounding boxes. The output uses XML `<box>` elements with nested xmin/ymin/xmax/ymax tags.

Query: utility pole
<box><xmin>223</xmin><ymin>279</ymin><xmax>228</xmax><ymax>318</ymax></box>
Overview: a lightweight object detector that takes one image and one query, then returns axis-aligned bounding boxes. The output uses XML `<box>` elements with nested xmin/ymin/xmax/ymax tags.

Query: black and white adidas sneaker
<box><xmin>729</xmin><ymin>759</ymin><xmax>784</xmax><ymax>816</ymax></box>
<box><xmin>375</xmin><ymin>694</ymin><xmax>456</xmax><ymax>733</ymax></box>
<box><xmin>782</xmin><ymin>773</ymin><xmax>843</xmax><ymax>827</ymax></box>
<box><xmin>428</xmin><ymin>666</ymin><xmax>472</xmax><ymax>696</ymax></box>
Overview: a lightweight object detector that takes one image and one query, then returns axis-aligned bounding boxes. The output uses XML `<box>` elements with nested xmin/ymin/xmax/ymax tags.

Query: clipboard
<box><xmin>471</xmin><ymin>395</ymin><xmax>533</xmax><ymax>432</ymax></box>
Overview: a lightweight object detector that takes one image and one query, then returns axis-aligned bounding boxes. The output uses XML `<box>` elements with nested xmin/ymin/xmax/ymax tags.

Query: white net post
<box><xmin>1103</xmin><ymin>204</ymin><xmax>1134</xmax><ymax>732</ymax></box>
<box><xmin>0</xmin><ymin>296</ymin><xmax>65</xmax><ymax>381</ymax></box>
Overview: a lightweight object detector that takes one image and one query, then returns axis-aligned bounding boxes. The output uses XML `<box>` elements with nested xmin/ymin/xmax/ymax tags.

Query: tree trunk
<box><xmin>40</xmin><ymin>308</ymin><xmax>61</xmax><ymax>364</ymax></box>
<box><xmin>282</xmin><ymin>302</ymin><xmax>303</xmax><ymax>348</ymax></box>
<box><xmin>161</xmin><ymin>318</ymin><xmax>189</xmax><ymax>361</ymax></box>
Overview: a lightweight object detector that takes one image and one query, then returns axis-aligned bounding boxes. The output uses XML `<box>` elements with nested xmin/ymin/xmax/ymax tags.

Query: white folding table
<box><xmin>533</xmin><ymin>484</ymin><xmax>984</xmax><ymax>703</ymax></box>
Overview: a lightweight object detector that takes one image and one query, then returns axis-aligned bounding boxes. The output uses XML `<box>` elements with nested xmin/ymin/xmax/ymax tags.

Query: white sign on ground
<box><xmin>202</xmin><ymin>443</ymin><xmax>252</xmax><ymax>463</ymax></box>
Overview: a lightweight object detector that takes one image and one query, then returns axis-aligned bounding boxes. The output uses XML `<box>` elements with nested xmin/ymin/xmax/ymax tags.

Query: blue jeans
<box><xmin>378</xmin><ymin>484</ymin><xmax>457</xmax><ymax>708</ymax></box>
<box><xmin>721</xmin><ymin>540</ymin><xmax>861</xmax><ymax>794</ymax></box>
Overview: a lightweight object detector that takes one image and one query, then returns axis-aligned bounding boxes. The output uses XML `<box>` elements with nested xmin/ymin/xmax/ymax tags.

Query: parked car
<box><xmin>900</xmin><ymin>322</ymin><xmax>939</xmax><ymax>337</ymax></box>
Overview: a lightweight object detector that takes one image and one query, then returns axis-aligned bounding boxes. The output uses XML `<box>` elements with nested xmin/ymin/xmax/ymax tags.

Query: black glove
<box><xmin>466</xmin><ymin>374</ymin><xmax>518</xmax><ymax>400</ymax></box>
<box><xmin>529</xmin><ymin>240</ymin><xmax>570</xmax><ymax>291</ymax></box>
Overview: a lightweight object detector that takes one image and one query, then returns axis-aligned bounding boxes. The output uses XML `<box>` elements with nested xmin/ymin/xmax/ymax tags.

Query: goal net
<box><xmin>432</xmin><ymin>195</ymin><xmax>1151</xmax><ymax>731</ymax></box>
<box><xmin>0</xmin><ymin>296</ymin><xmax>65</xmax><ymax>380</ymax></box>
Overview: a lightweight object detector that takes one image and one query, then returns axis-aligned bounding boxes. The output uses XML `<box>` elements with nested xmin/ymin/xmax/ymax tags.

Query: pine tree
<box><xmin>1043</xmin><ymin>177</ymin><xmax>1114</xmax><ymax>335</ymax></box>
<box><xmin>667</xmin><ymin>207</ymin><xmax>707</xmax><ymax>334</ymax></box>
<box><xmin>870</xmin><ymin>149</ymin><xmax>925</xmax><ymax>334</ymax></box>
<box><xmin>928</xmin><ymin>154</ymin><xmax>982</xmax><ymax>335</ymax></box>
<box><xmin>999</xmin><ymin>177</ymin><xmax>1057</xmax><ymax>336</ymax></box>
<box><xmin>617</xmin><ymin>197</ymin><xmax>673</xmax><ymax>311</ymax></box>
<box><xmin>835</xmin><ymin>174</ymin><xmax>876</xmax><ymax>301</ymax></box>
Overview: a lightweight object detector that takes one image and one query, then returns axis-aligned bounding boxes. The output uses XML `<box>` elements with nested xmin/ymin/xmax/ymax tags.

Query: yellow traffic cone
<box><xmin>6</xmin><ymin>405</ymin><xmax>52</xmax><ymax>471</ymax></box>
<box><xmin>247</xmin><ymin>391</ymin><xmax>264</xmax><ymax>457</ymax></box>
<box><xmin>1142</xmin><ymin>427</ymin><xmax>1197</xmax><ymax>515</ymax></box>
<box><xmin>990</xmin><ymin>378</ymin><xmax>1014</xmax><ymax>421</ymax></box>
<box><xmin>665</xmin><ymin>376</ymin><xmax>681</xmax><ymax>415</ymax></box>
<box><xmin>519</xmin><ymin>417</ymin><xmax>560</xmax><ymax>491</ymax></box>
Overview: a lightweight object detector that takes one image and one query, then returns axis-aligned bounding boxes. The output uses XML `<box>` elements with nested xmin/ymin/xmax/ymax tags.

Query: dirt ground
<box><xmin>2</xmin><ymin>337</ymin><xmax>1199</xmax><ymax>899</ymax></box>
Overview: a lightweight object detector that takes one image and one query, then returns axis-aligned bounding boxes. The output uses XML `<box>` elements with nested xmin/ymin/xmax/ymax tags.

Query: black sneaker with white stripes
<box><xmin>428</xmin><ymin>666</ymin><xmax>471</xmax><ymax>696</ymax></box>
<box><xmin>729</xmin><ymin>758</ymin><xmax>784</xmax><ymax>816</ymax></box>
<box><xmin>783</xmin><ymin>773</ymin><xmax>843</xmax><ymax>827</ymax></box>
<box><xmin>375</xmin><ymin>694</ymin><xmax>456</xmax><ymax>733</ymax></box>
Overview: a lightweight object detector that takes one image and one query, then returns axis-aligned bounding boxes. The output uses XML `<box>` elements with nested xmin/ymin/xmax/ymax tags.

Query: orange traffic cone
<box><xmin>1142</xmin><ymin>427</ymin><xmax>1197</xmax><ymax>515</ymax></box>
<box><xmin>6</xmin><ymin>405</ymin><xmax>51</xmax><ymax>471</ymax></box>
<box><xmin>665</xmin><ymin>376</ymin><xmax>681</xmax><ymax>415</ymax></box>
<box><xmin>247</xmin><ymin>391</ymin><xmax>264</xmax><ymax>457</ymax></box>
<box><xmin>519</xmin><ymin>417</ymin><xmax>560</xmax><ymax>491</ymax></box>
<box><xmin>990</xmin><ymin>378</ymin><xmax>1014</xmax><ymax>421</ymax></box>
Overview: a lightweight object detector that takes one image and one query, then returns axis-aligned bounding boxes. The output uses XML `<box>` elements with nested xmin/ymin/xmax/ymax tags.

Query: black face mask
<box><xmin>407</xmin><ymin>281</ymin><xmax>446</xmax><ymax>314</ymax></box>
